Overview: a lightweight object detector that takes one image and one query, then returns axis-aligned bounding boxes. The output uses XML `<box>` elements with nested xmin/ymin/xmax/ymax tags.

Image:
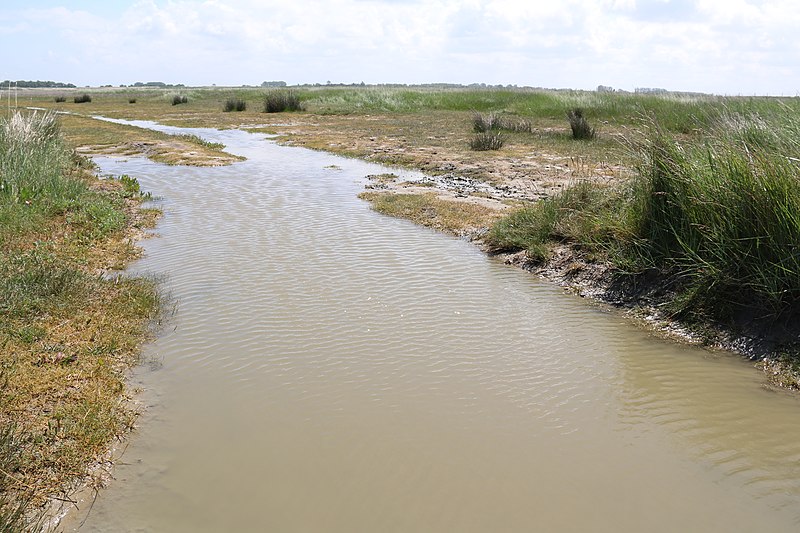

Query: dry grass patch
<box><xmin>359</xmin><ymin>191</ymin><xmax>503</xmax><ymax>236</ymax></box>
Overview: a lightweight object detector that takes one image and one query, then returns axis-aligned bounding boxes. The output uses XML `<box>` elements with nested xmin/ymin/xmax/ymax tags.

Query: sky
<box><xmin>1</xmin><ymin>0</ymin><xmax>798</xmax><ymax>95</ymax></box>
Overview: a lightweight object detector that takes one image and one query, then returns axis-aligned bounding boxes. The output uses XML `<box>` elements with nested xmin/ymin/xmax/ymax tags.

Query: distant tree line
<box><xmin>131</xmin><ymin>81</ymin><xmax>185</xmax><ymax>88</ymax></box>
<box><xmin>261</xmin><ymin>81</ymin><xmax>287</xmax><ymax>87</ymax></box>
<box><xmin>1</xmin><ymin>80</ymin><xmax>76</xmax><ymax>88</ymax></box>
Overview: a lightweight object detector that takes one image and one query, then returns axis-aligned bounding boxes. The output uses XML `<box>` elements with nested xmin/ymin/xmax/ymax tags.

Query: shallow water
<box><xmin>60</xmin><ymin>122</ymin><xmax>800</xmax><ymax>532</ymax></box>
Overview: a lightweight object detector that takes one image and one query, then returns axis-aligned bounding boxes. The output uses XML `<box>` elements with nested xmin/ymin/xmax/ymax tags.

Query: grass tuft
<box><xmin>263</xmin><ymin>90</ymin><xmax>304</xmax><ymax>113</ymax></box>
<box><xmin>223</xmin><ymin>98</ymin><xmax>247</xmax><ymax>112</ymax></box>
<box><xmin>54</xmin><ymin>96</ymin><xmax>66</xmax><ymax>103</ymax></box>
<box><xmin>472</xmin><ymin>112</ymin><xmax>532</xmax><ymax>133</ymax></box>
<box><xmin>469</xmin><ymin>131</ymin><xmax>505</xmax><ymax>151</ymax></box>
<box><xmin>171</xmin><ymin>94</ymin><xmax>188</xmax><ymax>106</ymax></box>
<box><xmin>566</xmin><ymin>108</ymin><xmax>596</xmax><ymax>140</ymax></box>
<box><xmin>489</xmin><ymin>112</ymin><xmax>800</xmax><ymax>323</ymax></box>
<box><xmin>472</xmin><ymin>112</ymin><xmax>500</xmax><ymax>132</ymax></box>
<box><xmin>128</xmin><ymin>98</ymin><xmax>137</xmax><ymax>104</ymax></box>
<box><xmin>73</xmin><ymin>94</ymin><xmax>92</xmax><ymax>104</ymax></box>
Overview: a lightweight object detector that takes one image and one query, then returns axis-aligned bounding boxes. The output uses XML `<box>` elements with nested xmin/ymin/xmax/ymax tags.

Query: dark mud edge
<box><xmin>473</xmin><ymin>239</ymin><xmax>800</xmax><ymax>391</ymax></box>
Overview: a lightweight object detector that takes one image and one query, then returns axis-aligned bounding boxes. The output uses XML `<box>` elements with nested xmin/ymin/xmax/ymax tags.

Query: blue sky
<box><xmin>2</xmin><ymin>0</ymin><xmax>798</xmax><ymax>95</ymax></box>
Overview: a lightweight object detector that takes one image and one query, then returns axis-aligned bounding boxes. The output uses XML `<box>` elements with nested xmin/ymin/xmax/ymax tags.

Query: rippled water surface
<box><xmin>62</xmin><ymin>122</ymin><xmax>800</xmax><ymax>532</ymax></box>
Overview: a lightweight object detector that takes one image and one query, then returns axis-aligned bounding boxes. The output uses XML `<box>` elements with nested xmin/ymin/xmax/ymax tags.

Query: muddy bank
<box><xmin>481</xmin><ymin>245</ymin><xmax>800</xmax><ymax>390</ymax></box>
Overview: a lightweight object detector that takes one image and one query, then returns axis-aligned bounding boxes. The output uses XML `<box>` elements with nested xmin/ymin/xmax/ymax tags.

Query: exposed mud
<box><xmin>254</xmin><ymin>112</ymin><xmax>630</xmax><ymax>204</ymax></box>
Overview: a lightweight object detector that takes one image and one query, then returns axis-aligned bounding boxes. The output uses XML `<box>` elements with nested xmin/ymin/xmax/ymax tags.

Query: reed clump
<box><xmin>472</xmin><ymin>112</ymin><xmax>532</xmax><ymax>133</ymax></box>
<box><xmin>469</xmin><ymin>131</ymin><xmax>505</xmax><ymax>151</ymax></box>
<box><xmin>566</xmin><ymin>108</ymin><xmax>595</xmax><ymax>140</ymax></box>
<box><xmin>489</xmin><ymin>112</ymin><xmax>800</xmax><ymax>324</ymax></box>
<box><xmin>263</xmin><ymin>90</ymin><xmax>304</xmax><ymax>113</ymax></box>
<box><xmin>224</xmin><ymin>98</ymin><xmax>247</xmax><ymax>112</ymax></box>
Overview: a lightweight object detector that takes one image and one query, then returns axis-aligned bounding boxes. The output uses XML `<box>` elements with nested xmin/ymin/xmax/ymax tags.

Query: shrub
<box><xmin>567</xmin><ymin>108</ymin><xmax>595</xmax><ymax>140</ymax></box>
<box><xmin>73</xmin><ymin>94</ymin><xmax>92</xmax><ymax>104</ymax></box>
<box><xmin>128</xmin><ymin>98</ymin><xmax>137</xmax><ymax>104</ymax></box>
<box><xmin>54</xmin><ymin>96</ymin><xmax>66</xmax><ymax>103</ymax></box>
<box><xmin>469</xmin><ymin>131</ymin><xmax>505</xmax><ymax>151</ymax></box>
<box><xmin>263</xmin><ymin>90</ymin><xmax>304</xmax><ymax>113</ymax></box>
<box><xmin>172</xmin><ymin>94</ymin><xmax>188</xmax><ymax>105</ymax></box>
<box><xmin>224</xmin><ymin>98</ymin><xmax>247</xmax><ymax>112</ymax></box>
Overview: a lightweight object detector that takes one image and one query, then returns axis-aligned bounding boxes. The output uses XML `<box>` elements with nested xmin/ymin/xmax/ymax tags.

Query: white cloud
<box><xmin>0</xmin><ymin>0</ymin><xmax>799</xmax><ymax>94</ymax></box>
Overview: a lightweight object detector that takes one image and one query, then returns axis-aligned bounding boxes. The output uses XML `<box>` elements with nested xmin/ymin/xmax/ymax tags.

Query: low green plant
<box><xmin>567</xmin><ymin>108</ymin><xmax>595</xmax><ymax>140</ymax></box>
<box><xmin>488</xmin><ymin>180</ymin><xmax>621</xmax><ymax>261</ymax></box>
<box><xmin>173</xmin><ymin>133</ymin><xmax>225</xmax><ymax>151</ymax></box>
<box><xmin>171</xmin><ymin>94</ymin><xmax>188</xmax><ymax>106</ymax></box>
<box><xmin>128</xmin><ymin>98</ymin><xmax>137</xmax><ymax>104</ymax></box>
<box><xmin>54</xmin><ymin>96</ymin><xmax>66</xmax><ymax>103</ymax></box>
<box><xmin>223</xmin><ymin>98</ymin><xmax>247</xmax><ymax>112</ymax></box>
<box><xmin>469</xmin><ymin>131</ymin><xmax>505</xmax><ymax>151</ymax></box>
<box><xmin>73</xmin><ymin>94</ymin><xmax>92</xmax><ymax>104</ymax></box>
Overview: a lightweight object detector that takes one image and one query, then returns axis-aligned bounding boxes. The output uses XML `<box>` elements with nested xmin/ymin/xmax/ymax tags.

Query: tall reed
<box><xmin>489</xmin><ymin>112</ymin><xmax>800</xmax><ymax>322</ymax></box>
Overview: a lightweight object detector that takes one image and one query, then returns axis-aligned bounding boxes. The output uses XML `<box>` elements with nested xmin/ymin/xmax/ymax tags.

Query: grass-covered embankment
<box><xmin>487</xmin><ymin>110</ymin><xmax>800</xmax><ymax>385</ymax></box>
<box><xmin>0</xmin><ymin>110</ymin><xmax>163</xmax><ymax>530</ymax></box>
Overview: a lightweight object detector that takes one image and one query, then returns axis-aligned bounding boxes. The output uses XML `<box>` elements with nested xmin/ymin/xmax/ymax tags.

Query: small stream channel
<box><xmin>60</xmin><ymin>120</ymin><xmax>800</xmax><ymax>532</ymax></box>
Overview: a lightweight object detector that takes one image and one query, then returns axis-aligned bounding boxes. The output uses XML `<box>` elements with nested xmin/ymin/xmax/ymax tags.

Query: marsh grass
<box><xmin>489</xmin><ymin>112</ymin><xmax>800</xmax><ymax>323</ymax></box>
<box><xmin>0</xmin><ymin>421</ymin><xmax>43</xmax><ymax>533</ymax></box>
<box><xmin>472</xmin><ymin>112</ymin><xmax>501</xmax><ymax>132</ymax></box>
<box><xmin>473</xmin><ymin>112</ymin><xmax>532</xmax><ymax>133</ymax></box>
<box><xmin>567</xmin><ymin>108</ymin><xmax>596</xmax><ymax>140</ymax></box>
<box><xmin>0</xmin><ymin>111</ymin><xmax>163</xmax><ymax>528</ymax></box>
<box><xmin>263</xmin><ymin>90</ymin><xmax>304</xmax><ymax>113</ymax></box>
<box><xmin>173</xmin><ymin>133</ymin><xmax>225</xmax><ymax>151</ymax></box>
<box><xmin>223</xmin><ymin>98</ymin><xmax>247</xmax><ymax>112</ymax></box>
<box><xmin>360</xmin><ymin>191</ymin><xmax>501</xmax><ymax>234</ymax></box>
<box><xmin>470</xmin><ymin>131</ymin><xmax>505</xmax><ymax>151</ymax></box>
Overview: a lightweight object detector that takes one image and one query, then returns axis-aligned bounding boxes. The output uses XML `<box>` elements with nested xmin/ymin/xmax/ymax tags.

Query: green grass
<box><xmin>0</xmin><ymin>421</ymin><xmax>43</xmax><ymax>533</ymax></box>
<box><xmin>488</xmin><ymin>111</ymin><xmax>800</xmax><ymax>325</ymax></box>
<box><xmin>172</xmin><ymin>133</ymin><xmax>225</xmax><ymax>151</ymax></box>
<box><xmin>0</xmin><ymin>110</ymin><xmax>163</xmax><ymax>528</ymax></box>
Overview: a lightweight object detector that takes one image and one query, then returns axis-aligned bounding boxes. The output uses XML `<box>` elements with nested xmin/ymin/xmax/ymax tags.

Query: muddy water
<box><xmin>62</xmin><ymin>123</ymin><xmax>800</xmax><ymax>532</ymax></box>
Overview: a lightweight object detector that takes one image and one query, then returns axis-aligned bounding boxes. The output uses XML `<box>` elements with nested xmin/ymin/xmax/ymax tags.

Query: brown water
<box><xmin>60</xmin><ymin>123</ymin><xmax>800</xmax><ymax>532</ymax></box>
